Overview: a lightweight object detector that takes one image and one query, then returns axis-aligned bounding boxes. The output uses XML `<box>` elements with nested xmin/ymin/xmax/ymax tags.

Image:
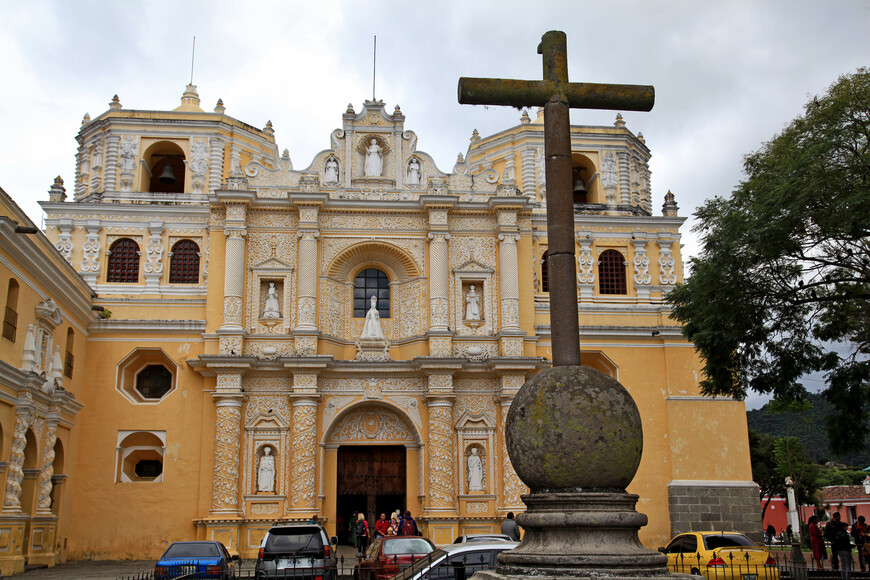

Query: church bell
<box><xmin>158</xmin><ymin>163</ymin><xmax>177</xmax><ymax>184</ymax></box>
<box><xmin>572</xmin><ymin>175</ymin><xmax>587</xmax><ymax>197</ymax></box>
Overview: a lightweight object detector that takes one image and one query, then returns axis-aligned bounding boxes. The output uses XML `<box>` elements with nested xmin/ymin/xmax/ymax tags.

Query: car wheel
<box><xmin>690</xmin><ymin>567</ymin><xmax>701</xmax><ymax>576</ymax></box>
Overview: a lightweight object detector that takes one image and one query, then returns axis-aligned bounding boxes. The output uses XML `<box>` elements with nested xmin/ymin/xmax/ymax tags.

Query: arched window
<box><xmin>3</xmin><ymin>279</ymin><xmax>19</xmax><ymax>342</ymax></box>
<box><xmin>116</xmin><ymin>431</ymin><xmax>165</xmax><ymax>483</ymax></box>
<box><xmin>353</xmin><ymin>268</ymin><xmax>389</xmax><ymax>318</ymax></box>
<box><xmin>64</xmin><ymin>328</ymin><xmax>74</xmax><ymax>379</ymax></box>
<box><xmin>598</xmin><ymin>250</ymin><xmax>627</xmax><ymax>295</ymax></box>
<box><xmin>107</xmin><ymin>238</ymin><xmax>140</xmax><ymax>283</ymax></box>
<box><xmin>541</xmin><ymin>251</ymin><xmax>549</xmax><ymax>293</ymax></box>
<box><xmin>169</xmin><ymin>240</ymin><xmax>200</xmax><ymax>284</ymax></box>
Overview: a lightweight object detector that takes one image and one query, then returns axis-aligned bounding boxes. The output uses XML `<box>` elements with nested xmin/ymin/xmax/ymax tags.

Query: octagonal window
<box><xmin>136</xmin><ymin>365</ymin><xmax>172</xmax><ymax>400</ymax></box>
<box><xmin>116</xmin><ymin>348</ymin><xmax>178</xmax><ymax>404</ymax></box>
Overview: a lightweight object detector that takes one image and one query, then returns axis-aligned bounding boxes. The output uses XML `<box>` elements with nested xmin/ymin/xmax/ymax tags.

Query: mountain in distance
<box><xmin>746</xmin><ymin>392</ymin><xmax>870</xmax><ymax>468</ymax></box>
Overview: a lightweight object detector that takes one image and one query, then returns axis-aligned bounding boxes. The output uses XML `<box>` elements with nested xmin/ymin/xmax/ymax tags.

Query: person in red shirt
<box><xmin>853</xmin><ymin>515</ymin><xmax>867</xmax><ymax>572</ymax></box>
<box><xmin>375</xmin><ymin>513</ymin><xmax>391</xmax><ymax>537</ymax></box>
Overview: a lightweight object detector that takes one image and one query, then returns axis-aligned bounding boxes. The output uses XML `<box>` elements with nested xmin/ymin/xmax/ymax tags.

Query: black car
<box><xmin>255</xmin><ymin>523</ymin><xmax>338</xmax><ymax>580</ymax></box>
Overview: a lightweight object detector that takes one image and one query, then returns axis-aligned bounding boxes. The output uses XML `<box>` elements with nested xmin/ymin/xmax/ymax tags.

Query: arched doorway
<box><xmin>336</xmin><ymin>445</ymin><xmax>406</xmax><ymax>544</ymax></box>
<box><xmin>323</xmin><ymin>402</ymin><xmax>422</xmax><ymax>544</ymax></box>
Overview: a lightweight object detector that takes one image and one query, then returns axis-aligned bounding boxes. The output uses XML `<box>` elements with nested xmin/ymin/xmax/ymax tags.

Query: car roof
<box><xmin>440</xmin><ymin>541</ymin><xmax>519</xmax><ymax>554</ymax></box>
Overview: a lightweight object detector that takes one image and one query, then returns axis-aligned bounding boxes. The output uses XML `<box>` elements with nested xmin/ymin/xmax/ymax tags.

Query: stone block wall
<box><xmin>668</xmin><ymin>482</ymin><xmax>762</xmax><ymax>542</ymax></box>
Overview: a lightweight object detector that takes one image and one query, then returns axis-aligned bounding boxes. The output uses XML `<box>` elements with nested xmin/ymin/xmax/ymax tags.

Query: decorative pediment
<box><xmin>35</xmin><ymin>299</ymin><xmax>63</xmax><ymax>329</ymax></box>
<box><xmin>452</xmin><ymin>259</ymin><xmax>494</xmax><ymax>275</ymax></box>
<box><xmin>250</xmin><ymin>256</ymin><xmax>294</xmax><ymax>272</ymax></box>
<box><xmin>454</xmin><ymin>409</ymin><xmax>495</xmax><ymax>430</ymax></box>
<box><xmin>246</xmin><ymin>410</ymin><xmax>290</xmax><ymax>431</ymax></box>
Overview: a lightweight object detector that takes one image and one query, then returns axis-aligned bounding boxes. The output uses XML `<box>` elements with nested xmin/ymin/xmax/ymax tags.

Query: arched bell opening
<box><xmin>141</xmin><ymin>141</ymin><xmax>186</xmax><ymax>193</ymax></box>
<box><xmin>571</xmin><ymin>153</ymin><xmax>599</xmax><ymax>205</ymax></box>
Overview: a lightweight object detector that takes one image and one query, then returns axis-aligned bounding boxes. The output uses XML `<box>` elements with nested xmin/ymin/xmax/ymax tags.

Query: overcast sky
<box><xmin>1</xmin><ymin>0</ymin><xmax>867</xmax><ymax>408</ymax></box>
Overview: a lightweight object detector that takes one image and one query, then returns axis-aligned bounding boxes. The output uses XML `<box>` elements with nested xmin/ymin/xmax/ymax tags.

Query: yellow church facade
<box><xmin>0</xmin><ymin>85</ymin><xmax>758</xmax><ymax>573</ymax></box>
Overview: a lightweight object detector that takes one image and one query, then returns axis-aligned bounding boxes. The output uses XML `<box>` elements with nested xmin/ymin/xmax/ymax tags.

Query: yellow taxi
<box><xmin>658</xmin><ymin>532</ymin><xmax>779</xmax><ymax>580</ymax></box>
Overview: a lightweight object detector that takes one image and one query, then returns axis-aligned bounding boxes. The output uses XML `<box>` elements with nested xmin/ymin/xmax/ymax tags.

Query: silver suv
<box><xmin>255</xmin><ymin>523</ymin><xmax>338</xmax><ymax>580</ymax></box>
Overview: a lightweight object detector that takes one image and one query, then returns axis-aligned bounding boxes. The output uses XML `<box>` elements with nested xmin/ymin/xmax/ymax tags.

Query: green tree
<box><xmin>749</xmin><ymin>430</ymin><xmax>785</xmax><ymax>522</ymax></box>
<box><xmin>774</xmin><ymin>436</ymin><xmax>819</xmax><ymax>506</ymax></box>
<box><xmin>668</xmin><ymin>68</ymin><xmax>870</xmax><ymax>454</ymax></box>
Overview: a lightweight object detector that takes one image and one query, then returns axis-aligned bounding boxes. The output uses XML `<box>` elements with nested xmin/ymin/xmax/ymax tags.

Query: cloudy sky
<box><xmin>1</xmin><ymin>0</ymin><xmax>867</xmax><ymax>406</ymax></box>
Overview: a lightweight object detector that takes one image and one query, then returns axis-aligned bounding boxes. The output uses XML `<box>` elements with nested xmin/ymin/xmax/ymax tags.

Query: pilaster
<box><xmin>295</xmin><ymin>201</ymin><xmax>322</xmax><ymax>355</ymax></box>
<box><xmin>424</xmin><ymin>371</ymin><xmax>457</xmax><ymax>516</ymax></box>
<box><xmin>631</xmin><ymin>238</ymin><xmax>652</xmax><ymax>300</ymax></box>
<box><xmin>209</xmin><ymin>373</ymin><xmax>245</xmax><ymax>518</ymax></box>
<box><xmin>143</xmin><ymin>221</ymin><xmax>165</xmax><ymax>290</ymax></box>
<box><xmin>288</xmin><ymin>372</ymin><xmax>320</xmax><ymax>517</ymax></box>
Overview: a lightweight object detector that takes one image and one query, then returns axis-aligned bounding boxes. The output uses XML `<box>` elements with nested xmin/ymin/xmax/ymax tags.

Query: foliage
<box><xmin>774</xmin><ymin>436</ymin><xmax>819</xmax><ymax>506</ymax></box>
<box><xmin>668</xmin><ymin>68</ymin><xmax>870</xmax><ymax>454</ymax></box>
<box><xmin>747</xmin><ymin>393</ymin><xmax>870</xmax><ymax>466</ymax></box>
<box><xmin>749</xmin><ymin>430</ymin><xmax>785</xmax><ymax>521</ymax></box>
<box><xmin>815</xmin><ymin>467</ymin><xmax>868</xmax><ymax>487</ymax></box>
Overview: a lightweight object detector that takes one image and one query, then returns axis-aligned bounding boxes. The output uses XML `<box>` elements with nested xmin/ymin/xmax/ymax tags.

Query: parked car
<box><xmin>453</xmin><ymin>534</ymin><xmax>513</xmax><ymax>543</ymax></box>
<box><xmin>354</xmin><ymin>536</ymin><xmax>436</xmax><ymax>580</ymax></box>
<box><xmin>255</xmin><ymin>523</ymin><xmax>338</xmax><ymax>580</ymax></box>
<box><xmin>659</xmin><ymin>531</ymin><xmax>779</xmax><ymax>580</ymax></box>
<box><xmin>154</xmin><ymin>541</ymin><xmax>239</xmax><ymax>579</ymax></box>
<box><xmin>392</xmin><ymin>541</ymin><xmax>518</xmax><ymax>580</ymax></box>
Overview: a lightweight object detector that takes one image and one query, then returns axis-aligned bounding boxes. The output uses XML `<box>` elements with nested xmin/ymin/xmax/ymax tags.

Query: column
<box><xmin>425</xmin><ymin>372</ymin><xmax>456</xmax><ymax>516</ymax></box>
<box><xmin>498</xmin><ymin>375</ymin><xmax>527</xmax><ymax>510</ymax></box>
<box><xmin>520</xmin><ymin>148</ymin><xmax>536</xmax><ymax>198</ymax></box>
<box><xmin>657</xmin><ymin>239</ymin><xmax>677</xmax><ymax>287</ymax></box>
<box><xmin>294</xmin><ymin>203</ymin><xmax>321</xmax><ymax>356</ymax></box>
<box><xmin>80</xmin><ymin>220</ymin><xmax>101</xmax><ymax>287</ymax></box>
<box><xmin>618</xmin><ymin>151</ymin><xmax>631</xmax><ymax>205</ymax></box>
<box><xmin>35</xmin><ymin>421</ymin><xmax>57</xmax><ymax>515</ymax></box>
<box><xmin>631</xmin><ymin>238</ymin><xmax>652</xmax><ymax>300</ymax></box>
<box><xmin>498</xmin><ymin>234</ymin><xmax>521</xmax><ymax>332</ymax></box>
<box><xmin>427</xmin><ymin>232</ymin><xmax>450</xmax><ymax>332</ymax></box>
<box><xmin>220</xmin><ymin>202</ymin><xmax>247</xmax><ymax>358</ymax></box>
<box><xmin>210</xmin><ymin>373</ymin><xmax>244</xmax><ymax>516</ymax></box>
<box><xmin>104</xmin><ymin>135</ymin><xmax>120</xmax><ymax>192</ymax></box>
<box><xmin>143</xmin><ymin>221</ymin><xmax>165</xmax><ymax>290</ymax></box>
<box><xmin>208</xmin><ymin>137</ymin><xmax>225</xmax><ymax>194</ymax></box>
<box><xmin>2</xmin><ymin>413</ymin><xmax>30</xmax><ymax>513</ymax></box>
<box><xmin>289</xmin><ymin>398</ymin><xmax>318</xmax><ymax>515</ymax></box>
<box><xmin>577</xmin><ymin>235</ymin><xmax>595</xmax><ymax>299</ymax></box>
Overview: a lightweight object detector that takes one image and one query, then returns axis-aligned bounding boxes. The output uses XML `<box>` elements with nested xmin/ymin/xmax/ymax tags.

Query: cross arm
<box><xmin>458</xmin><ymin>77</ymin><xmax>654</xmax><ymax>112</ymax></box>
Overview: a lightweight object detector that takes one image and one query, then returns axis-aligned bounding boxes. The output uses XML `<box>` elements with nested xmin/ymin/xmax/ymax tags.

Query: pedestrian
<box><xmin>809</xmin><ymin>515</ymin><xmax>827</xmax><ymax>570</ymax></box>
<box><xmin>356</xmin><ymin>512</ymin><xmax>369</xmax><ymax>557</ymax></box>
<box><xmin>375</xmin><ymin>512</ymin><xmax>390</xmax><ymax>537</ymax></box>
<box><xmin>387</xmin><ymin>512</ymin><xmax>400</xmax><ymax>536</ymax></box>
<box><xmin>766</xmin><ymin>523</ymin><xmax>776</xmax><ymax>546</ymax></box>
<box><xmin>786</xmin><ymin>524</ymin><xmax>793</xmax><ymax>544</ymax></box>
<box><xmin>501</xmin><ymin>512</ymin><xmax>521</xmax><ymax>541</ymax></box>
<box><xmin>825</xmin><ymin>512</ymin><xmax>852</xmax><ymax>580</ymax></box>
<box><xmin>399</xmin><ymin>510</ymin><xmax>420</xmax><ymax>536</ymax></box>
<box><xmin>852</xmin><ymin>515</ymin><xmax>867</xmax><ymax>572</ymax></box>
<box><xmin>349</xmin><ymin>511</ymin><xmax>358</xmax><ymax>547</ymax></box>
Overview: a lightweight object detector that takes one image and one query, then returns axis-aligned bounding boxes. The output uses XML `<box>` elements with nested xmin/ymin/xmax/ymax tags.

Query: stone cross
<box><xmin>459</xmin><ymin>30</ymin><xmax>654</xmax><ymax>367</ymax></box>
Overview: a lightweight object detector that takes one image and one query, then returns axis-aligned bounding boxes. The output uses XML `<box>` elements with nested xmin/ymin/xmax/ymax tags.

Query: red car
<box><xmin>354</xmin><ymin>536</ymin><xmax>436</xmax><ymax>580</ymax></box>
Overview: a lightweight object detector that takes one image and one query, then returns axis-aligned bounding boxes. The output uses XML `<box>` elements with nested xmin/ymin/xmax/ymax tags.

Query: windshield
<box><xmin>391</xmin><ymin>550</ymin><xmax>445</xmax><ymax>580</ymax></box>
<box><xmin>162</xmin><ymin>543</ymin><xmax>220</xmax><ymax>559</ymax></box>
<box><xmin>265</xmin><ymin>528</ymin><xmax>324</xmax><ymax>553</ymax></box>
<box><xmin>384</xmin><ymin>538</ymin><xmax>435</xmax><ymax>555</ymax></box>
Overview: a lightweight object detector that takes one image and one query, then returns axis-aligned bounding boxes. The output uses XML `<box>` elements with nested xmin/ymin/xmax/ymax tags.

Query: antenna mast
<box><xmin>190</xmin><ymin>36</ymin><xmax>196</xmax><ymax>84</ymax></box>
<box><xmin>372</xmin><ymin>35</ymin><xmax>377</xmax><ymax>100</ymax></box>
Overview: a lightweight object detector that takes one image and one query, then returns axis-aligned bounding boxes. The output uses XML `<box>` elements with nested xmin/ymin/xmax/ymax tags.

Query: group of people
<box><xmin>349</xmin><ymin>510</ymin><xmax>421</xmax><ymax>557</ymax></box>
<box><xmin>808</xmin><ymin>512</ymin><xmax>868</xmax><ymax>577</ymax></box>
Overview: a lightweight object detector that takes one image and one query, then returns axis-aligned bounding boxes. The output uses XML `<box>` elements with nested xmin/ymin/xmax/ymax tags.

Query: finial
<box><xmin>614</xmin><ymin>113</ymin><xmax>626</xmax><ymax>128</ymax></box>
<box><xmin>394</xmin><ymin>104</ymin><xmax>402</xmax><ymax>115</ymax></box>
<box><xmin>282</xmin><ymin>148</ymin><xmax>290</xmax><ymax>159</ymax></box>
<box><xmin>637</xmin><ymin>132</ymin><xmax>645</xmax><ymax>144</ymax></box>
<box><xmin>662</xmin><ymin>190</ymin><xmax>679</xmax><ymax>217</ymax></box>
<box><xmin>346</xmin><ymin>103</ymin><xmax>355</xmax><ymax>114</ymax></box>
<box><xmin>470</xmin><ymin>129</ymin><xmax>480</xmax><ymax>143</ymax></box>
<box><xmin>82</xmin><ymin>113</ymin><xmax>91</xmax><ymax>126</ymax></box>
<box><xmin>533</xmin><ymin>107</ymin><xmax>545</xmax><ymax>124</ymax></box>
<box><xmin>109</xmin><ymin>95</ymin><xmax>122</xmax><ymax>110</ymax></box>
<box><xmin>264</xmin><ymin>120</ymin><xmax>274</xmax><ymax>136</ymax></box>
<box><xmin>520</xmin><ymin>109</ymin><xmax>531</xmax><ymax>124</ymax></box>
<box><xmin>49</xmin><ymin>176</ymin><xmax>67</xmax><ymax>202</ymax></box>
<box><xmin>457</xmin><ymin>152</ymin><xmax>465</xmax><ymax>163</ymax></box>
<box><xmin>174</xmin><ymin>84</ymin><xmax>203</xmax><ymax>112</ymax></box>
<box><xmin>214</xmin><ymin>98</ymin><xmax>225</xmax><ymax>114</ymax></box>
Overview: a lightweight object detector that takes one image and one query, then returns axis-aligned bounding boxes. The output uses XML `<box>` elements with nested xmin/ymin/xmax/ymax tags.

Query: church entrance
<box><xmin>336</xmin><ymin>445</ymin><xmax>406</xmax><ymax>544</ymax></box>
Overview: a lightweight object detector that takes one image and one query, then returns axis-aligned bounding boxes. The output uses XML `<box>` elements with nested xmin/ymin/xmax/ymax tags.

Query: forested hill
<box><xmin>746</xmin><ymin>393</ymin><xmax>870</xmax><ymax>468</ymax></box>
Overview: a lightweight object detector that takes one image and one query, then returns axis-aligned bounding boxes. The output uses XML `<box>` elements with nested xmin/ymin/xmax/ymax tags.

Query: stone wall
<box><xmin>668</xmin><ymin>482</ymin><xmax>761</xmax><ymax>542</ymax></box>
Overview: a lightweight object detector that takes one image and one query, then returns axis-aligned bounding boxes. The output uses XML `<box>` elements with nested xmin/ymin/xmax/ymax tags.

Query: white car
<box><xmin>392</xmin><ymin>541</ymin><xmax>518</xmax><ymax>580</ymax></box>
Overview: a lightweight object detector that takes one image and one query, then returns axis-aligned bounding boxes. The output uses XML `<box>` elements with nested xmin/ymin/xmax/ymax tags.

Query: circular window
<box><xmin>135</xmin><ymin>365</ymin><xmax>172</xmax><ymax>400</ymax></box>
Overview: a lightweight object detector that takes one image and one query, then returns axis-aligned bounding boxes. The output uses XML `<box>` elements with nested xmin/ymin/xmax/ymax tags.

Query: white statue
<box><xmin>602</xmin><ymin>151</ymin><xmax>619</xmax><ymax>189</ymax></box>
<box><xmin>262</xmin><ymin>282</ymin><xmax>281</xmax><ymax>319</ymax></box>
<box><xmin>257</xmin><ymin>447</ymin><xmax>275</xmax><ymax>493</ymax></box>
<box><xmin>325</xmin><ymin>157</ymin><xmax>339</xmax><ymax>184</ymax></box>
<box><xmin>119</xmin><ymin>136</ymin><xmax>137</xmax><ymax>173</ymax></box>
<box><xmin>465</xmin><ymin>285</ymin><xmax>482</xmax><ymax>321</ymax></box>
<box><xmin>407</xmin><ymin>158</ymin><xmax>421</xmax><ymax>185</ymax></box>
<box><xmin>360</xmin><ymin>295</ymin><xmax>386</xmax><ymax>340</ymax></box>
<box><xmin>467</xmin><ymin>448</ymin><xmax>484</xmax><ymax>491</ymax></box>
<box><xmin>364</xmin><ymin>138</ymin><xmax>382</xmax><ymax>177</ymax></box>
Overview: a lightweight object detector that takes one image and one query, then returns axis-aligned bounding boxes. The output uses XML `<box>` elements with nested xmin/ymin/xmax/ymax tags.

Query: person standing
<box><xmin>825</xmin><ymin>512</ymin><xmax>852</xmax><ymax>579</ymax></box>
<box><xmin>356</xmin><ymin>512</ymin><xmax>369</xmax><ymax>558</ymax></box>
<box><xmin>766</xmin><ymin>523</ymin><xmax>776</xmax><ymax>547</ymax></box>
<box><xmin>501</xmin><ymin>512</ymin><xmax>521</xmax><ymax>541</ymax></box>
<box><xmin>853</xmin><ymin>515</ymin><xmax>867</xmax><ymax>572</ymax></box>
<box><xmin>809</xmin><ymin>515</ymin><xmax>828</xmax><ymax>570</ymax></box>
<box><xmin>399</xmin><ymin>510</ymin><xmax>419</xmax><ymax>536</ymax></box>
<box><xmin>375</xmin><ymin>513</ymin><xmax>390</xmax><ymax>538</ymax></box>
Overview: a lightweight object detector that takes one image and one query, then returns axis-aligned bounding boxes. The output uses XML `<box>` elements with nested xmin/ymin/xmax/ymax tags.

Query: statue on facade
<box><xmin>262</xmin><ymin>282</ymin><xmax>281</xmax><ymax>319</ymax></box>
<box><xmin>467</xmin><ymin>447</ymin><xmax>484</xmax><ymax>491</ymax></box>
<box><xmin>465</xmin><ymin>285</ymin><xmax>482</xmax><ymax>321</ymax></box>
<box><xmin>257</xmin><ymin>446</ymin><xmax>275</xmax><ymax>493</ymax></box>
<box><xmin>407</xmin><ymin>158</ymin><xmax>421</xmax><ymax>185</ymax></box>
<box><xmin>360</xmin><ymin>295</ymin><xmax>386</xmax><ymax>340</ymax></box>
<box><xmin>325</xmin><ymin>157</ymin><xmax>339</xmax><ymax>184</ymax></box>
<box><xmin>364</xmin><ymin>138</ymin><xmax>383</xmax><ymax>177</ymax></box>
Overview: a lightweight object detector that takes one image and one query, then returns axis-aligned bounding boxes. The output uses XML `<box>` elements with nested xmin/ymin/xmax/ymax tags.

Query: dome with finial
<box><xmin>174</xmin><ymin>84</ymin><xmax>203</xmax><ymax>112</ymax></box>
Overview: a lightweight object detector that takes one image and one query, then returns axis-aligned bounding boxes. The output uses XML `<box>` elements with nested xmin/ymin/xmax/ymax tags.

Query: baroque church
<box><xmin>0</xmin><ymin>83</ymin><xmax>759</xmax><ymax>573</ymax></box>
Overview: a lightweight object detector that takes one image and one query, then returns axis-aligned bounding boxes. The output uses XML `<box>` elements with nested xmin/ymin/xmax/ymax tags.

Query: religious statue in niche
<box><xmin>360</xmin><ymin>295</ymin><xmax>386</xmax><ymax>340</ymax></box>
<box><xmin>257</xmin><ymin>446</ymin><xmax>275</xmax><ymax>493</ymax></box>
<box><xmin>407</xmin><ymin>157</ymin><xmax>421</xmax><ymax>186</ymax></box>
<box><xmin>262</xmin><ymin>282</ymin><xmax>281</xmax><ymax>319</ymax></box>
<box><xmin>467</xmin><ymin>447</ymin><xmax>485</xmax><ymax>492</ymax></box>
<box><xmin>364</xmin><ymin>138</ymin><xmax>383</xmax><ymax>177</ymax></box>
<box><xmin>464</xmin><ymin>285</ymin><xmax>482</xmax><ymax>321</ymax></box>
<box><xmin>325</xmin><ymin>156</ymin><xmax>339</xmax><ymax>184</ymax></box>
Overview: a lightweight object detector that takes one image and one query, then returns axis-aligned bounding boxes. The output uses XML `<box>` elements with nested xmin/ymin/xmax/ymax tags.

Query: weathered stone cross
<box><xmin>459</xmin><ymin>30</ymin><xmax>654</xmax><ymax>367</ymax></box>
